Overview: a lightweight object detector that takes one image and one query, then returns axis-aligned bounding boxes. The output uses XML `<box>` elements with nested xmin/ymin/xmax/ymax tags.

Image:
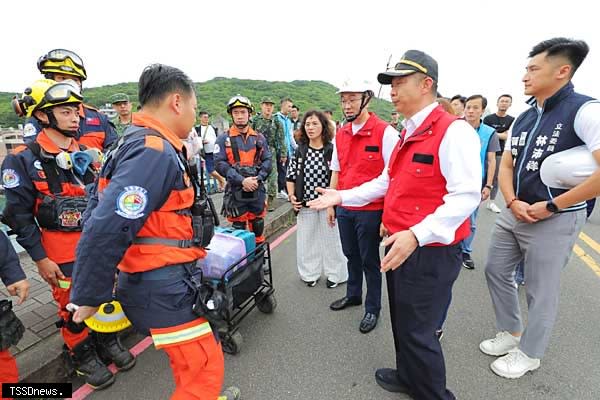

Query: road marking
<box><xmin>573</xmin><ymin>244</ymin><xmax>600</xmax><ymax>278</ymax></box>
<box><xmin>71</xmin><ymin>224</ymin><xmax>297</xmax><ymax>399</ymax></box>
<box><xmin>578</xmin><ymin>231</ymin><xmax>600</xmax><ymax>256</ymax></box>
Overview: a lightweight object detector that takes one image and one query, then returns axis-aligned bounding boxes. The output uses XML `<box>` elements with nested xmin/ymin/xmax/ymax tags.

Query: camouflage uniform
<box><xmin>251</xmin><ymin>99</ymin><xmax>286</xmax><ymax>202</ymax></box>
<box><xmin>109</xmin><ymin>93</ymin><xmax>132</xmax><ymax>137</ymax></box>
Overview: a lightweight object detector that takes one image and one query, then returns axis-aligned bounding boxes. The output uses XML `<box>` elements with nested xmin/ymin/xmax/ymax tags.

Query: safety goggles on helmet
<box><xmin>37</xmin><ymin>49</ymin><xmax>87</xmax><ymax>80</ymax></box>
<box><xmin>38</xmin><ymin>49</ymin><xmax>85</xmax><ymax>70</ymax></box>
<box><xmin>227</xmin><ymin>95</ymin><xmax>253</xmax><ymax>113</ymax></box>
<box><xmin>43</xmin><ymin>81</ymin><xmax>83</xmax><ymax>104</ymax></box>
<box><xmin>12</xmin><ymin>80</ymin><xmax>83</xmax><ymax>118</ymax></box>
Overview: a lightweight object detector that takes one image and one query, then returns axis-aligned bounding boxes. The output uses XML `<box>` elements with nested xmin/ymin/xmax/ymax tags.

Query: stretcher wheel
<box><xmin>256</xmin><ymin>293</ymin><xmax>277</xmax><ymax>314</ymax></box>
<box><xmin>222</xmin><ymin>331</ymin><xmax>243</xmax><ymax>355</ymax></box>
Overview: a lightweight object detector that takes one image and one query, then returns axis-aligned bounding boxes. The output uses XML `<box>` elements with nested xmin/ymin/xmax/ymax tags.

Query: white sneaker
<box><xmin>479</xmin><ymin>331</ymin><xmax>521</xmax><ymax>356</ymax></box>
<box><xmin>276</xmin><ymin>191</ymin><xmax>289</xmax><ymax>200</ymax></box>
<box><xmin>490</xmin><ymin>348</ymin><xmax>540</xmax><ymax>379</ymax></box>
<box><xmin>487</xmin><ymin>201</ymin><xmax>501</xmax><ymax>213</ymax></box>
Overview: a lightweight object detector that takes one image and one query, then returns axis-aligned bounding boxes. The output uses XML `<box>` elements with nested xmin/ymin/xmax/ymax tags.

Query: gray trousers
<box><xmin>484</xmin><ymin>208</ymin><xmax>586</xmax><ymax>358</ymax></box>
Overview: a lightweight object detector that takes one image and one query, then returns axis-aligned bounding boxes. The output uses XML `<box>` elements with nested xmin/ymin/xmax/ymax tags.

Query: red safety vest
<box><xmin>383</xmin><ymin>105</ymin><xmax>470</xmax><ymax>246</ymax></box>
<box><xmin>336</xmin><ymin>112</ymin><xmax>388</xmax><ymax>211</ymax></box>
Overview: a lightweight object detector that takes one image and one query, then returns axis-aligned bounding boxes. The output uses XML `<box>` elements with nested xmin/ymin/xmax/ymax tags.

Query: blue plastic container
<box><xmin>215</xmin><ymin>226</ymin><xmax>255</xmax><ymax>254</ymax></box>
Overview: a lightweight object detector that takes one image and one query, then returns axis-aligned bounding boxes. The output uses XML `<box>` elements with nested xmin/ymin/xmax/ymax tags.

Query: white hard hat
<box><xmin>337</xmin><ymin>79</ymin><xmax>374</xmax><ymax>94</ymax></box>
<box><xmin>540</xmin><ymin>145</ymin><xmax>598</xmax><ymax>189</ymax></box>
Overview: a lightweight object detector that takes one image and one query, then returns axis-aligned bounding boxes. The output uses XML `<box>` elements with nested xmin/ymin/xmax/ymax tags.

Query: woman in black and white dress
<box><xmin>286</xmin><ymin>110</ymin><xmax>347</xmax><ymax>288</ymax></box>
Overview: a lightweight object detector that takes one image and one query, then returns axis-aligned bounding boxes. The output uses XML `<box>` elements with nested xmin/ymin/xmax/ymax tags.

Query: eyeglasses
<box><xmin>37</xmin><ymin>49</ymin><xmax>85</xmax><ymax>69</ymax></box>
<box><xmin>340</xmin><ymin>98</ymin><xmax>362</xmax><ymax>106</ymax></box>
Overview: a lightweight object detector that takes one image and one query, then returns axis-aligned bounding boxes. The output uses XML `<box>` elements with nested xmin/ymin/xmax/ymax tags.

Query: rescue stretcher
<box><xmin>206</xmin><ymin>241</ymin><xmax>275</xmax><ymax>354</ymax></box>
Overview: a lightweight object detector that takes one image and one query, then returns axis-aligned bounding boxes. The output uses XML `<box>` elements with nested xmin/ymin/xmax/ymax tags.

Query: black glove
<box><xmin>0</xmin><ymin>299</ymin><xmax>25</xmax><ymax>350</ymax></box>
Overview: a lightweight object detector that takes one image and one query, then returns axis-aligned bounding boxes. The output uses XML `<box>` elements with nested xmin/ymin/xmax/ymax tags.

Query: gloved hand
<box><xmin>0</xmin><ymin>300</ymin><xmax>25</xmax><ymax>350</ymax></box>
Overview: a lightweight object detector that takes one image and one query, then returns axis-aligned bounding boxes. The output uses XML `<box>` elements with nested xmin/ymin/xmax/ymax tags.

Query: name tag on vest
<box><xmin>412</xmin><ymin>153</ymin><xmax>434</xmax><ymax>164</ymax></box>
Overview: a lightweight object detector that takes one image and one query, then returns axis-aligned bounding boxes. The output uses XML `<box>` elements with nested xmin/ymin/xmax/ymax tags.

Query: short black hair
<box><xmin>450</xmin><ymin>95</ymin><xmax>466</xmax><ymax>105</ymax></box>
<box><xmin>291</xmin><ymin>105</ymin><xmax>299</xmax><ymax>111</ymax></box>
<box><xmin>280</xmin><ymin>97</ymin><xmax>293</xmax><ymax>105</ymax></box>
<box><xmin>497</xmin><ymin>94</ymin><xmax>512</xmax><ymax>101</ymax></box>
<box><xmin>466</xmin><ymin>94</ymin><xmax>487</xmax><ymax>109</ymax></box>
<box><xmin>199</xmin><ymin>111</ymin><xmax>209</xmax><ymax>117</ymax></box>
<box><xmin>529</xmin><ymin>37</ymin><xmax>589</xmax><ymax>74</ymax></box>
<box><xmin>138</xmin><ymin>64</ymin><xmax>195</xmax><ymax>108</ymax></box>
<box><xmin>391</xmin><ymin>111</ymin><xmax>398</xmax><ymax>115</ymax></box>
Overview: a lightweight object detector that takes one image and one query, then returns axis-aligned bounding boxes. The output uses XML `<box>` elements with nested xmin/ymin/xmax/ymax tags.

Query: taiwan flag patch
<box><xmin>86</xmin><ymin>117</ymin><xmax>100</xmax><ymax>126</ymax></box>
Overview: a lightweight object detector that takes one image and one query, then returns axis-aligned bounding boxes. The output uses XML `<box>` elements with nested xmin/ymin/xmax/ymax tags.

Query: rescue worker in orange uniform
<box><xmin>2</xmin><ymin>79</ymin><xmax>134</xmax><ymax>390</ymax></box>
<box><xmin>0</xmin><ymin>232</ymin><xmax>29</xmax><ymax>399</ymax></box>
<box><xmin>70</xmin><ymin>64</ymin><xmax>240</xmax><ymax>400</ymax></box>
<box><xmin>23</xmin><ymin>49</ymin><xmax>117</xmax><ymax>151</ymax></box>
<box><xmin>215</xmin><ymin>96</ymin><xmax>272</xmax><ymax>243</ymax></box>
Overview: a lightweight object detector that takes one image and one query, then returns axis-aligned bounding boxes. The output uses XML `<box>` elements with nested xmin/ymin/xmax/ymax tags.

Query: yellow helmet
<box><xmin>37</xmin><ymin>49</ymin><xmax>87</xmax><ymax>81</ymax></box>
<box><xmin>12</xmin><ymin>79</ymin><xmax>83</xmax><ymax>118</ymax></box>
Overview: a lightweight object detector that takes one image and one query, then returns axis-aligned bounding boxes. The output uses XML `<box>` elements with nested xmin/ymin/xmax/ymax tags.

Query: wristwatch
<box><xmin>546</xmin><ymin>200</ymin><xmax>559</xmax><ymax>213</ymax></box>
<box><xmin>485</xmin><ymin>185</ymin><xmax>493</xmax><ymax>190</ymax></box>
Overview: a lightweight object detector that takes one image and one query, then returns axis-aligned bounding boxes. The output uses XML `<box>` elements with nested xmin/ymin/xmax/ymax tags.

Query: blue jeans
<box><xmin>515</xmin><ymin>261</ymin><xmax>525</xmax><ymax>285</ymax></box>
<box><xmin>460</xmin><ymin>206</ymin><xmax>479</xmax><ymax>254</ymax></box>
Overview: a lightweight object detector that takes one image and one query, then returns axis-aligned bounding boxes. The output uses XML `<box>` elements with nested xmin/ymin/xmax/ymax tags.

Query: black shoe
<box><xmin>462</xmin><ymin>252</ymin><xmax>475</xmax><ymax>270</ymax></box>
<box><xmin>70</xmin><ymin>338</ymin><xmax>115</xmax><ymax>390</ymax></box>
<box><xmin>359</xmin><ymin>312</ymin><xmax>378</xmax><ymax>333</ymax></box>
<box><xmin>305</xmin><ymin>279</ymin><xmax>318</xmax><ymax>287</ymax></box>
<box><xmin>326</xmin><ymin>279</ymin><xmax>339</xmax><ymax>289</ymax></box>
<box><xmin>93</xmin><ymin>332</ymin><xmax>136</xmax><ymax>371</ymax></box>
<box><xmin>330</xmin><ymin>296</ymin><xmax>362</xmax><ymax>311</ymax></box>
<box><xmin>375</xmin><ymin>368</ymin><xmax>409</xmax><ymax>393</ymax></box>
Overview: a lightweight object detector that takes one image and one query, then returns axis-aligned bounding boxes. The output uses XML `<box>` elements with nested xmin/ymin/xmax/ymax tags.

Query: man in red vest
<box><xmin>328</xmin><ymin>80</ymin><xmax>399</xmax><ymax>333</ymax></box>
<box><xmin>309</xmin><ymin>50</ymin><xmax>481</xmax><ymax>399</ymax></box>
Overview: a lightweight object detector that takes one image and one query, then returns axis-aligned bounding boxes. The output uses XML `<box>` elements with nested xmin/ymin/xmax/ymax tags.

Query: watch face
<box><xmin>546</xmin><ymin>201</ymin><xmax>558</xmax><ymax>212</ymax></box>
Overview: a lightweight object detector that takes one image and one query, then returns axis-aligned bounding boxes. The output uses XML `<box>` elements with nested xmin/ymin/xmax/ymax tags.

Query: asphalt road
<box><xmin>80</xmin><ymin>202</ymin><xmax>600</xmax><ymax>400</ymax></box>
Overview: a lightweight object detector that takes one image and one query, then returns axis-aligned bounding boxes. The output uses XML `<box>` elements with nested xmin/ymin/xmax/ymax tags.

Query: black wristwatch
<box><xmin>485</xmin><ymin>185</ymin><xmax>493</xmax><ymax>190</ymax></box>
<box><xmin>546</xmin><ymin>200</ymin><xmax>559</xmax><ymax>213</ymax></box>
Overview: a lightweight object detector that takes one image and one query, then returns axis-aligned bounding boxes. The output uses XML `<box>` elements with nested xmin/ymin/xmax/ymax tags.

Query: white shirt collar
<box><xmin>401</xmin><ymin>102</ymin><xmax>439</xmax><ymax>139</ymax></box>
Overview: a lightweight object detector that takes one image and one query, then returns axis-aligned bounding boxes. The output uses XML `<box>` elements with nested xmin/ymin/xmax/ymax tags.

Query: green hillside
<box><xmin>0</xmin><ymin>78</ymin><xmax>395</xmax><ymax>128</ymax></box>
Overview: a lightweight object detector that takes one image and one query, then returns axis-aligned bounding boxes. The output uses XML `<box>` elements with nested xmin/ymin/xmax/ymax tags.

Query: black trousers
<box><xmin>386</xmin><ymin>243</ymin><xmax>462</xmax><ymax>400</ymax></box>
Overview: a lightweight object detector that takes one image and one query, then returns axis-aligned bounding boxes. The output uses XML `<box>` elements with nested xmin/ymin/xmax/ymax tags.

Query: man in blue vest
<box><xmin>460</xmin><ymin>95</ymin><xmax>500</xmax><ymax>270</ymax></box>
<box><xmin>481</xmin><ymin>37</ymin><xmax>600</xmax><ymax>379</ymax></box>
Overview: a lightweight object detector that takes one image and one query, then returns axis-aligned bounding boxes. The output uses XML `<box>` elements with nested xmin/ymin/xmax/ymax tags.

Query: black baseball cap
<box><xmin>377</xmin><ymin>50</ymin><xmax>438</xmax><ymax>84</ymax></box>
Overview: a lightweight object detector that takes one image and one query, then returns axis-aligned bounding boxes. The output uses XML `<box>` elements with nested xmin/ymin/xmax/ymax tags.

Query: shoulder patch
<box><xmin>2</xmin><ymin>169</ymin><xmax>20</xmax><ymax>188</ymax></box>
<box><xmin>116</xmin><ymin>186</ymin><xmax>148</xmax><ymax>219</ymax></box>
<box><xmin>23</xmin><ymin>122</ymin><xmax>38</xmax><ymax>137</ymax></box>
<box><xmin>145</xmin><ymin>135</ymin><xmax>164</xmax><ymax>152</ymax></box>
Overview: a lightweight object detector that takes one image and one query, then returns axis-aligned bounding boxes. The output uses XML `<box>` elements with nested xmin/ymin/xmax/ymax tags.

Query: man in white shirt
<box><xmin>327</xmin><ymin>80</ymin><xmax>399</xmax><ymax>334</ymax></box>
<box><xmin>309</xmin><ymin>50</ymin><xmax>481</xmax><ymax>399</ymax></box>
<box><xmin>196</xmin><ymin>111</ymin><xmax>225</xmax><ymax>191</ymax></box>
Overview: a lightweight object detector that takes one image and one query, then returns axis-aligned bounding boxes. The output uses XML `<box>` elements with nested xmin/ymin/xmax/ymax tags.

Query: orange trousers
<box><xmin>159</xmin><ymin>335</ymin><xmax>224</xmax><ymax>400</ymax></box>
<box><xmin>52</xmin><ymin>278</ymin><xmax>88</xmax><ymax>349</ymax></box>
<box><xmin>0</xmin><ymin>349</ymin><xmax>17</xmax><ymax>400</ymax></box>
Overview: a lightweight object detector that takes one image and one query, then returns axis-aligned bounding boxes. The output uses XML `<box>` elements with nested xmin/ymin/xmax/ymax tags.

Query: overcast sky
<box><xmin>1</xmin><ymin>0</ymin><xmax>598</xmax><ymax>115</ymax></box>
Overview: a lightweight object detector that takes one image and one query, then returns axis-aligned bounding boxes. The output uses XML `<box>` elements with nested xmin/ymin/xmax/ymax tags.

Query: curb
<box><xmin>18</xmin><ymin>202</ymin><xmax>296</xmax><ymax>383</ymax></box>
